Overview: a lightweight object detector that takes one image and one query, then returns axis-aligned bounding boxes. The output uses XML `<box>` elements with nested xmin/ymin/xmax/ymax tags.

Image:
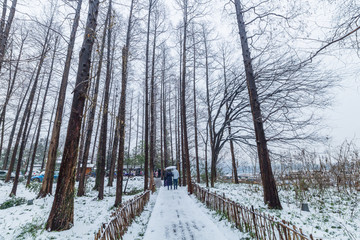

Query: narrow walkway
<box><xmin>143</xmin><ymin>186</ymin><xmax>244</xmax><ymax>240</ymax></box>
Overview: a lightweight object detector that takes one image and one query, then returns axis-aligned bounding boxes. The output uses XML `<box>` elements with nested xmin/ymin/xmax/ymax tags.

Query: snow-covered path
<box><xmin>143</xmin><ymin>186</ymin><xmax>245</xmax><ymax>240</ymax></box>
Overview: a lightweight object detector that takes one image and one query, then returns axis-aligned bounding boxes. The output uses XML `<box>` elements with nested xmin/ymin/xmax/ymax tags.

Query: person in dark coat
<box><xmin>165</xmin><ymin>170</ymin><xmax>173</xmax><ymax>190</ymax></box>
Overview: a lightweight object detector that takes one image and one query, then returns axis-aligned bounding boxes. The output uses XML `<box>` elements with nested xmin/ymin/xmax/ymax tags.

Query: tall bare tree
<box><xmin>0</xmin><ymin>33</ymin><xmax>26</xmax><ymax>169</ymax></box>
<box><xmin>115</xmin><ymin>0</ymin><xmax>135</xmax><ymax>207</ymax></box>
<box><xmin>26</xmin><ymin>37</ymin><xmax>59</xmax><ymax>187</ymax></box>
<box><xmin>95</xmin><ymin>0</ymin><xmax>112</xmax><ymax>200</ymax></box>
<box><xmin>38</xmin><ymin>0</ymin><xmax>83</xmax><ymax>198</ymax></box>
<box><xmin>233</xmin><ymin>0</ymin><xmax>281</xmax><ymax>209</ymax></box>
<box><xmin>0</xmin><ymin>0</ymin><xmax>17</xmax><ymax>72</ymax></box>
<box><xmin>144</xmin><ymin>0</ymin><xmax>158</xmax><ymax>191</ymax></box>
<box><xmin>45</xmin><ymin>0</ymin><xmax>100</xmax><ymax>230</ymax></box>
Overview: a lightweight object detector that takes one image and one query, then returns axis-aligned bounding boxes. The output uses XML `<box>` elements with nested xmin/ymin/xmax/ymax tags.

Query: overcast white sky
<box><xmin>14</xmin><ymin>0</ymin><xmax>360</xmax><ymax>149</ymax></box>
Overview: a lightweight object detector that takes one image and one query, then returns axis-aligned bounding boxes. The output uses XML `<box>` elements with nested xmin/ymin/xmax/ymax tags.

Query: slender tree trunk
<box><xmin>115</xmin><ymin>0</ymin><xmax>134</xmax><ymax>207</ymax></box>
<box><xmin>228</xmin><ymin>127</ymin><xmax>238</xmax><ymax>183</ymax></box>
<box><xmin>0</xmin><ymin>0</ymin><xmax>17</xmax><ymax>72</ymax></box>
<box><xmin>7</xmin><ymin>26</ymin><xmax>50</xmax><ymax>186</ymax></box>
<box><xmin>134</xmin><ymin>95</ymin><xmax>140</xmax><ymax>158</ymax></box>
<box><xmin>234</xmin><ymin>0</ymin><xmax>281</xmax><ymax>209</ymax></box>
<box><xmin>0</xmin><ymin>0</ymin><xmax>8</xmax><ymax>39</ymax></box>
<box><xmin>127</xmin><ymin>91</ymin><xmax>133</xmax><ymax>161</ymax></box>
<box><xmin>107</xmin><ymin>37</ymin><xmax>117</xmax><ymax>187</ymax></box>
<box><xmin>45</xmin><ymin>0</ymin><xmax>100</xmax><ymax>230</ymax></box>
<box><xmin>202</xmin><ymin>28</ymin><xmax>215</xmax><ymax>187</ymax></box>
<box><xmin>92</xmin><ymin>1</ymin><xmax>111</xmax><ymax>194</ymax></box>
<box><xmin>91</xmin><ymin>94</ymin><xmax>103</xmax><ymax>164</ymax></box>
<box><xmin>41</xmin><ymin>90</ymin><xmax>58</xmax><ymax>171</ymax></box>
<box><xmin>168</xmin><ymin>86</ymin><xmax>174</xmax><ymax>166</ymax></box>
<box><xmin>76</xmin><ymin>80</ymin><xmax>93</xmax><ymax>181</ymax></box>
<box><xmin>1</xmin><ymin>36</ymin><xmax>26</xmax><ymax>170</ymax></box>
<box><xmin>0</xmin><ymin>112</ymin><xmax>4</xmax><ymax>166</ymax></box>
<box><xmin>23</xmin><ymin>75</ymin><xmax>45</xmax><ymax>171</ymax></box>
<box><xmin>106</xmin><ymin>47</ymin><xmax>116</xmax><ymax>173</ymax></box>
<box><xmin>181</xmin><ymin>7</ymin><xmax>192</xmax><ymax>192</ymax></box>
<box><xmin>95</xmin><ymin>0</ymin><xmax>112</xmax><ymax>199</ymax></box>
<box><xmin>2</xmin><ymin>72</ymin><xmax>32</xmax><ymax>171</ymax></box>
<box><xmin>192</xmin><ymin>27</ymin><xmax>200</xmax><ymax>183</ymax></box>
<box><xmin>161</xmin><ymin>47</ymin><xmax>168</xmax><ymax>174</ymax></box>
<box><xmin>144</xmin><ymin>1</ymin><xmax>155</xmax><ymax>191</ymax></box>
<box><xmin>27</xmin><ymin>37</ymin><xmax>59</xmax><ymax>187</ymax></box>
<box><xmin>0</xmin><ymin>33</ymin><xmax>25</xmax><ymax>133</ymax></box>
<box><xmin>222</xmin><ymin>51</ymin><xmax>239</xmax><ymax>184</ymax></box>
<box><xmin>38</xmin><ymin>0</ymin><xmax>83</xmax><ymax>198</ymax></box>
<box><xmin>178</xmin><ymin>30</ymin><xmax>185</xmax><ymax>187</ymax></box>
<box><xmin>108</xmin><ymin>99</ymin><xmax>119</xmax><ymax>187</ymax></box>
<box><xmin>24</xmin><ymin>120</ymin><xmax>39</xmax><ymax>174</ymax></box>
<box><xmin>9</xmin><ymin>26</ymin><xmax>51</xmax><ymax>194</ymax></box>
<box><xmin>160</xmin><ymin>82</ymin><xmax>164</xmax><ymax>179</ymax></box>
<box><xmin>205</xmin><ymin>127</ymin><xmax>209</xmax><ymax>187</ymax></box>
<box><xmin>149</xmin><ymin>21</ymin><xmax>158</xmax><ymax>192</ymax></box>
<box><xmin>180</xmin><ymin>97</ymin><xmax>186</xmax><ymax>187</ymax></box>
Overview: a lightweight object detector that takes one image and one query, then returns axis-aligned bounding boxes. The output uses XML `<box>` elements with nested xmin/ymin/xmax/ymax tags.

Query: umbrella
<box><xmin>165</xmin><ymin>166</ymin><xmax>176</xmax><ymax>170</ymax></box>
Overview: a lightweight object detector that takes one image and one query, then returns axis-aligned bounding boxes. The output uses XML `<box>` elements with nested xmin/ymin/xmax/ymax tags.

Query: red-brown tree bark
<box><xmin>234</xmin><ymin>0</ymin><xmax>281</xmax><ymax>209</ymax></box>
<box><xmin>45</xmin><ymin>0</ymin><xmax>100</xmax><ymax>230</ymax></box>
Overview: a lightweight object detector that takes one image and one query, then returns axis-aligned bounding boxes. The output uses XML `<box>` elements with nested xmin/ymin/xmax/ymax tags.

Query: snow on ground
<box><xmin>202</xmin><ymin>182</ymin><xmax>359</xmax><ymax>240</ymax></box>
<box><xmin>138</xmin><ymin>186</ymin><xmax>248</xmax><ymax>240</ymax></box>
<box><xmin>0</xmin><ymin>176</ymin><xmax>144</xmax><ymax>240</ymax></box>
<box><xmin>122</xmin><ymin>190</ymin><xmax>158</xmax><ymax>240</ymax></box>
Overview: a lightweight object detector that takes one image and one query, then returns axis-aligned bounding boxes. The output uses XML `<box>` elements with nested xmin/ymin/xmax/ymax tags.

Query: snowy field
<box><xmin>0</xmin><ymin>176</ymin><xmax>144</xmax><ymax>240</ymax></box>
<box><xmin>202</xmin><ymin>182</ymin><xmax>359</xmax><ymax>240</ymax></box>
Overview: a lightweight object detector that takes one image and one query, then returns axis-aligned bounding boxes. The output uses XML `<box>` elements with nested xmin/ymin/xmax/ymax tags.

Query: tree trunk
<box><xmin>149</xmin><ymin>20</ymin><xmax>158</xmax><ymax>192</ymax></box>
<box><xmin>1</xmin><ymin>35</ymin><xmax>26</xmax><ymax>170</ymax></box>
<box><xmin>222</xmin><ymin>50</ymin><xmax>239</xmax><ymax>184</ymax></box>
<box><xmin>0</xmin><ymin>0</ymin><xmax>17</xmax><ymax>72</ymax></box>
<box><xmin>24</xmin><ymin>119</ymin><xmax>39</xmax><ymax>174</ymax></box>
<box><xmin>0</xmin><ymin>0</ymin><xmax>8</xmax><ymax>40</ymax></box>
<box><xmin>45</xmin><ymin>0</ymin><xmax>100</xmax><ymax>231</ymax></box>
<box><xmin>91</xmin><ymin>94</ymin><xmax>104</xmax><ymax>164</ymax></box>
<box><xmin>108</xmin><ymin>100</ymin><xmax>119</xmax><ymax>187</ymax></box>
<box><xmin>2</xmin><ymin>72</ymin><xmax>32</xmax><ymax>171</ymax></box>
<box><xmin>27</xmin><ymin>37</ymin><xmax>59</xmax><ymax>187</ymax></box>
<box><xmin>38</xmin><ymin>0</ymin><xmax>83</xmax><ymax>198</ymax></box>
<box><xmin>134</xmin><ymin>95</ymin><xmax>140</xmax><ymax>160</ymax></box>
<box><xmin>115</xmin><ymin>0</ymin><xmax>134</xmax><ymax>207</ymax></box>
<box><xmin>107</xmin><ymin>37</ymin><xmax>117</xmax><ymax>187</ymax></box>
<box><xmin>23</xmin><ymin>74</ymin><xmax>45</xmax><ymax>171</ymax></box>
<box><xmin>41</xmin><ymin>90</ymin><xmax>58</xmax><ymax>171</ymax></box>
<box><xmin>9</xmin><ymin>27</ymin><xmax>50</xmax><ymax>194</ymax></box>
<box><xmin>160</xmin><ymin>82</ymin><xmax>164</xmax><ymax>179</ymax></box>
<box><xmin>0</xmin><ymin>33</ymin><xmax>25</xmax><ymax>135</ymax></box>
<box><xmin>203</xmin><ymin>29</ymin><xmax>215</xmax><ymax>187</ymax></box>
<box><xmin>7</xmin><ymin>24</ymin><xmax>50</xmax><ymax>186</ymax></box>
<box><xmin>234</xmin><ymin>0</ymin><xmax>281</xmax><ymax>209</ymax></box>
<box><xmin>127</xmin><ymin>91</ymin><xmax>133</xmax><ymax>163</ymax></box>
<box><xmin>192</xmin><ymin>26</ymin><xmax>200</xmax><ymax>183</ymax></box>
<box><xmin>93</xmin><ymin>2</ymin><xmax>111</xmax><ymax>195</ymax></box>
<box><xmin>161</xmin><ymin>48</ymin><xmax>168</xmax><ymax>179</ymax></box>
<box><xmin>205</xmin><ymin>128</ymin><xmax>209</xmax><ymax>188</ymax></box>
<box><xmin>168</xmin><ymin>87</ymin><xmax>174</xmax><ymax>166</ymax></box>
<box><xmin>76</xmin><ymin>87</ymin><xmax>90</xmax><ymax>181</ymax></box>
<box><xmin>143</xmin><ymin>0</ymin><xmax>156</xmax><ymax>192</ymax></box>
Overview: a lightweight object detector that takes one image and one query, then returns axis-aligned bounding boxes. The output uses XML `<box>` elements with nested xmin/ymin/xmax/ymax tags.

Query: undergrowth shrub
<box><xmin>27</xmin><ymin>182</ymin><xmax>41</xmax><ymax>193</ymax></box>
<box><xmin>16</xmin><ymin>218</ymin><xmax>44</xmax><ymax>240</ymax></box>
<box><xmin>0</xmin><ymin>196</ymin><xmax>26</xmax><ymax>209</ymax></box>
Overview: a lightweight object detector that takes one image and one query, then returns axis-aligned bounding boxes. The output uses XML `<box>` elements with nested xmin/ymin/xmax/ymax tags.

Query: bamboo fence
<box><xmin>193</xmin><ymin>183</ymin><xmax>319</xmax><ymax>240</ymax></box>
<box><xmin>94</xmin><ymin>190</ymin><xmax>151</xmax><ymax>240</ymax></box>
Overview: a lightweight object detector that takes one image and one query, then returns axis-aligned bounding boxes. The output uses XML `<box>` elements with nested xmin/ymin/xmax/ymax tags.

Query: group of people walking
<box><xmin>164</xmin><ymin>168</ymin><xmax>179</xmax><ymax>190</ymax></box>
